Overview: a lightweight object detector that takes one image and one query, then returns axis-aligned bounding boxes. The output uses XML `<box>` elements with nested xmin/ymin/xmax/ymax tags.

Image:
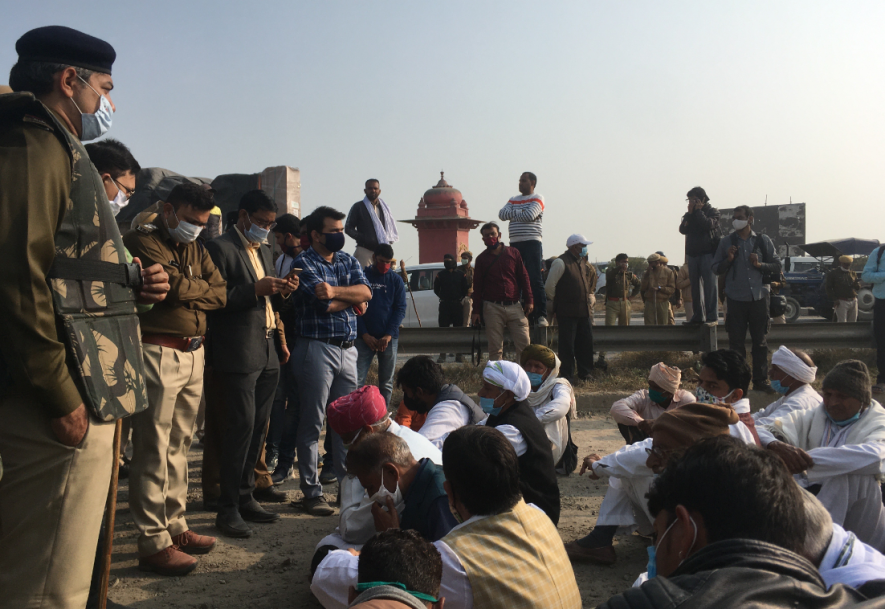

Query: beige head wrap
<box><xmin>648</xmin><ymin>363</ymin><xmax>681</xmax><ymax>395</ymax></box>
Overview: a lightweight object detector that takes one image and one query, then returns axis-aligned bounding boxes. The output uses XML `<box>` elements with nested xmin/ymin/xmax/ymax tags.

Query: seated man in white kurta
<box><xmin>520</xmin><ymin>344</ymin><xmax>575</xmax><ymax>466</ymax></box>
<box><xmin>753</xmin><ymin>345</ymin><xmax>822</xmax><ymax>425</ymax></box>
<box><xmin>310</xmin><ymin>425</ymin><xmax>582</xmax><ymax>609</ymax></box>
<box><xmin>758</xmin><ymin>360</ymin><xmax>885</xmax><ymax>550</ymax></box>
<box><xmin>609</xmin><ymin>362</ymin><xmax>696</xmax><ymax>444</ymax></box>
<box><xmin>319</xmin><ymin>385</ymin><xmax>442</xmax><ymax>549</ymax></box>
<box><xmin>564</xmin><ymin>350</ymin><xmax>760</xmax><ymax>565</ymax></box>
<box><xmin>564</xmin><ymin>403</ymin><xmax>755</xmax><ymax>565</ymax></box>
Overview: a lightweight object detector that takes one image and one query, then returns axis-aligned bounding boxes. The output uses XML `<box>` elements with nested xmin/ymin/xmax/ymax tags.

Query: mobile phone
<box><xmin>285</xmin><ymin>268</ymin><xmax>302</xmax><ymax>279</ymax></box>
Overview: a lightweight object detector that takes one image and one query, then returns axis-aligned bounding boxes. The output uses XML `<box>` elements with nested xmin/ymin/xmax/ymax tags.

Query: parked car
<box><xmin>400</xmin><ymin>263</ymin><xmax>446</xmax><ymax>328</ymax></box>
<box><xmin>780</xmin><ymin>238</ymin><xmax>879</xmax><ymax>323</ymax></box>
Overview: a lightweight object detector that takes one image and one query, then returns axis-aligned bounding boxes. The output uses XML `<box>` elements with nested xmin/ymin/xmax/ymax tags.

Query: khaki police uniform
<box><xmin>0</xmin><ymin>94</ymin><xmax>144</xmax><ymax>607</ymax></box>
<box><xmin>641</xmin><ymin>263</ymin><xmax>676</xmax><ymax>326</ymax></box>
<box><xmin>604</xmin><ymin>266</ymin><xmax>641</xmax><ymax>326</ymax></box>
<box><xmin>123</xmin><ymin>219</ymin><xmax>227</xmax><ymax>557</ymax></box>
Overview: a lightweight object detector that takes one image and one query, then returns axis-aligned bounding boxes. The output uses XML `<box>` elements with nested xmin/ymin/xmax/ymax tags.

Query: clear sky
<box><xmin>3</xmin><ymin>1</ymin><xmax>883</xmax><ymax>264</ymax></box>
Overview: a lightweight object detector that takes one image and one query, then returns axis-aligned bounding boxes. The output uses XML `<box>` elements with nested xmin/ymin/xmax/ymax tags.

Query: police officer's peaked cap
<box><xmin>16</xmin><ymin>26</ymin><xmax>115</xmax><ymax>74</ymax></box>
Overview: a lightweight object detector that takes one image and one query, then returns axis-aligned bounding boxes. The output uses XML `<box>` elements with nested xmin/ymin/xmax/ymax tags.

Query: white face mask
<box><xmin>732</xmin><ymin>219</ymin><xmax>749</xmax><ymax>231</ymax></box>
<box><xmin>166</xmin><ymin>209</ymin><xmax>202</xmax><ymax>244</ymax></box>
<box><xmin>245</xmin><ymin>217</ymin><xmax>271</xmax><ymax>244</ymax></box>
<box><xmin>71</xmin><ymin>76</ymin><xmax>113</xmax><ymax>141</ymax></box>
<box><xmin>108</xmin><ymin>187</ymin><xmax>129</xmax><ymax>217</ymax></box>
<box><xmin>370</xmin><ymin>470</ymin><xmax>404</xmax><ymax>509</ymax></box>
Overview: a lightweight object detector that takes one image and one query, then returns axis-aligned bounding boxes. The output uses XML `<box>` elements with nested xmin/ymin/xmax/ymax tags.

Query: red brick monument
<box><xmin>400</xmin><ymin>172</ymin><xmax>482</xmax><ymax>264</ymax></box>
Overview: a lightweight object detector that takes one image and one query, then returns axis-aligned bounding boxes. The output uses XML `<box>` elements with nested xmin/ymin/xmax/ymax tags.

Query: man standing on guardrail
<box><xmin>712</xmin><ymin>205</ymin><xmax>781</xmax><ymax>393</ymax></box>
<box><xmin>861</xmin><ymin>244</ymin><xmax>885</xmax><ymax>396</ymax></box>
<box><xmin>545</xmin><ymin>234</ymin><xmax>597</xmax><ymax>383</ymax></box>
<box><xmin>605</xmin><ymin>254</ymin><xmax>641</xmax><ymax>326</ymax></box>
<box><xmin>679</xmin><ymin>186</ymin><xmax>721</xmax><ymax>324</ymax></box>
<box><xmin>499</xmin><ymin>172</ymin><xmax>547</xmax><ymax>327</ymax></box>
<box><xmin>471</xmin><ymin>222</ymin><xmax>533</xmax><ymax>362</ymax></box>
<box><xmin>827</xmin><ymin>255</ymin><xmax>862</xmax><ymax>322</ymax></box>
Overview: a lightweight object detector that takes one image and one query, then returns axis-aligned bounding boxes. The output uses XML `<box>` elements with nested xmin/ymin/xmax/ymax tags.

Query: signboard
<box><xmin>718</xmin><ymin>203</ymin><xmax>806</xmax><ymax>257</ymax></box>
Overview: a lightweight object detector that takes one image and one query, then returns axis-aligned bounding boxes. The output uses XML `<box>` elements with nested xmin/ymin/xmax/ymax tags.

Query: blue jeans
<box><xmin>356</xmin><ymin>336</ymin><xmax>398</xmax><ymax>406</ymax></box>
<box><xmin>511</xmin><ymin>240</ymin><xmax>547</xmax><ymax>321</ymax></box>
<box><xmin>687</xmin><ymin>253</ymin><xmax>719</xmax><ymax>323</ymax></box>
<box><xmin>293</xmin><ymin>339</ymin><xmax>357</xmax><ymax>499</ymax></box>
<box><xmin>266</xmin><ymin>364</ymin><xmax>300</xmax><ymax>473</ymax></box>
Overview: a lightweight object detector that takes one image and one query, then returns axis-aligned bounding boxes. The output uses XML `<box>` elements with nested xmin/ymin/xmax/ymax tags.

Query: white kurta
<box><xmin>760</xmin><ymin>401</ymin><xmax>885</xmax><ymax>549</ymax></box>
<box><xmin>591</xmin><ymin>424</ymin><xmax>757</xmax><ymax>532</ymax></box>
<box><xmin>531</xmin><ymin>383</ymin><xmax>571</xmax><ymax>462</ymax></box>
<box><xmin>419</xmin><ymin>400</ymin><xmax>475</xmax><ymax>450</ymax></box>
<box><xmin>332</xmin><ymin>421</ymin><xmax>443</xmax><ymax>547</ymax></box>
<box><xmin>753</xmin><ymin>383</ymin><xmax>822</xmax><ymax>426</ymax></box>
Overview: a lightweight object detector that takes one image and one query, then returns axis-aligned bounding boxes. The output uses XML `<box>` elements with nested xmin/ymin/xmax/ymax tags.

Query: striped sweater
<box><xmin>498</xmin><ymin>193</ymin><xmax>544</xmax><ymax>243</ymax></box>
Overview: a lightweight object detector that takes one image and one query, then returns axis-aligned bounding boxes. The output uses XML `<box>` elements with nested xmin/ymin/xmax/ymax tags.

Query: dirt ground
<box><xmin>107</xmin><ymin>408</ymin><xmax>650</xmax><ymax>609</ymax></box>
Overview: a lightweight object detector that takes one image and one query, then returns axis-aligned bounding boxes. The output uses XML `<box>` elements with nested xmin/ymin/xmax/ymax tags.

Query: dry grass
<box><xmin>364</xmin><ymin>348</ymin><xmax>879</xmax><ymax>405</ymax></box>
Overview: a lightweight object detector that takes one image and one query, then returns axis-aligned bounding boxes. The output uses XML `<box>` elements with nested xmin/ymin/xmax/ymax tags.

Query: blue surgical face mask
<box><xmin>826</xmin><ymin>408</ymin><xmax>863</xmax><ymax>427</ymax></box>
<box><xmin>245</xmin><ymin>217</ymin><xmax>271</xmax><ymax>244</ymax></box>
<box><xmin>527</xmin><ymin>372</ymin><xmax>544</xmax><ymax>387</ymax></box>
<box><xmin>648</xmin><ymin>515</ymin><xmax>697</xmax><ymax>579</ymax></box>
<box><xmin>480</xmin><ymin>390</ymin><xmax>504</xmax><ymax>416</ymax></box>
<box><xmin>770</xmin><ymin>379</ymin><xmax>790</xmax><ymax>395</ymax></box>
<box><xmin>581</xmin><ymin>246</ymin><xmax>588</xmax><ymax>257</ymax></box>
<box><xmin>72</xmin><ymin>76</ymin><xmax>113</xmax><ymax>141</ymax></box>
<box><xmin>322</xmin><ymin>231</ymin><xmax>346</xmax><ymax>253</ymax></box>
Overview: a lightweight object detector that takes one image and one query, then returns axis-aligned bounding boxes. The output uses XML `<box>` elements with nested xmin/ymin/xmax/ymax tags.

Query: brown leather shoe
<box><xmin>564</xmin><ymin>540</ymin><xmax>617</xmax><ymax>565</ymax></box>
<box><xmin>171</xmin><ymin>530</ymin><xmax>217</xmax><ymax>555</ymax></box>
<box><xmin>138</xmin><ymin>546</ymin><xmax>198</xmax><ymax>576</ymax></box>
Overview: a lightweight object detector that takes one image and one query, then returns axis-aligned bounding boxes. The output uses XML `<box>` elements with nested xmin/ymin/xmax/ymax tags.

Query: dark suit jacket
<box><xmin>206</xmin><ymin>230</ymin><xmax>282</xmax><ymax>374</ymax></box>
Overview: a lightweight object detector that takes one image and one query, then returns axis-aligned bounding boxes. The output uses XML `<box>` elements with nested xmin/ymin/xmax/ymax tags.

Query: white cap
<box><xmin>567</xmin><ymin>234</ymin><xmax>593</xmax><ymax>247</ymax></box>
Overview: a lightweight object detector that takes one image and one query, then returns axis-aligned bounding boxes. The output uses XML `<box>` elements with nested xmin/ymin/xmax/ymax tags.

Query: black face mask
<box><xmin>444</xmin><ymin>260</ymin><xmax>457</xmax><ymax>270</ymax></box>
<box><xmin>402</xmin><ymin>391</ymin><xmax>429</xmax><ymax>414</ymax></box>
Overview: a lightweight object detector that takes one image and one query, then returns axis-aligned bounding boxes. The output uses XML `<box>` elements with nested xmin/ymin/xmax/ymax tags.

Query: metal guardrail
<box><xmin>396</xmin><ymin>322</ymin><xmax>876</xmax><ymax>354</ymax></box>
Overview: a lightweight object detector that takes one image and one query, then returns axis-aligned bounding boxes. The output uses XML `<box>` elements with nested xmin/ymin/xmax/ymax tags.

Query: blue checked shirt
<box><xmin>292</xmin><ymin>247</ymin><xmax>370</xmax><ymax>341</ymax></box>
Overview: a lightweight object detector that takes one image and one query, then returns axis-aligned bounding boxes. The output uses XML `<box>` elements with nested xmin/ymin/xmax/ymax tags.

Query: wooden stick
<box><xmin>99</xmin><ymin>419</ymin><xmax>123</xmax><ymax>609</ymax></box>
<box><xmin>400</xmin><ymin>260</ymin><xmax>423</xmax><ymax>328</ymax></box>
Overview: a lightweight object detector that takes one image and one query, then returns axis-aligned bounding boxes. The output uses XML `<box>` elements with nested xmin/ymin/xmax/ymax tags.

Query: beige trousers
<box><xmin>605</xmin><ymin>300</ymin><xmax>632</xmax><ymax>326</ymax></box>
<box><xmin>834</xmin><ymin>298</ymin><xmax>859</xmax><ymax>323</ymax></box>
<box><xmin>462</xmin><ymin>296</ymin><xmax>473</xmax><ymax>326</ymax></box>
<box><xmin>483</xmin><ymin>301</ymin><xmax>530</xmax><ymax>361</ymax></box>
<box><xmin>0</xmin><ymin>392</ymin><xmax>115</xmax><ymax>609</ymax></box>
<box><xmin>353</xmin><ymin>245</ymin><xmax>374</xmax><ymax>267</ymax></box>
<box><xmin>643</xmin><ymin>300</ymin><xmax>673</xmax><ymax>325</ymax></box>
<box><xmin>129</xmin><ymin>344</ymin><xmax>205</xmax><ymax>556</ymax></box>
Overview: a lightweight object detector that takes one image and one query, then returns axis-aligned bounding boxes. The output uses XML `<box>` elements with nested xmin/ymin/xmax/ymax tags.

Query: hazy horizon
<box><xmin>3</xmin><ymin>1</ymin><xmax>883</xmax><ymax>263</ymax></box>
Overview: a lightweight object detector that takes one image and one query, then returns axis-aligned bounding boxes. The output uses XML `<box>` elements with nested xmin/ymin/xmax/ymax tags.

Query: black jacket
<box><xmin>599</xmin><ymin>539</ymin><xmax>878</xmax><ymax>609</ymax></box>
<box><xmin>679</xmin><ymin>203</ymin><xmax>721</xmax><ymax>257</ymax></box>
<box><xmin>345</xmin><ymin>200</ymin><xmax>387</xmax><ymax>251</ymax></box>
<box><xmin>486</xmin><ymin>400</ymin><xmax>561</xmax><ymax>525</ymax></box>
<box><xmin>206</xmin><ymin>231</ymin><xmax>282</xmax><ymax>374</ymax></box>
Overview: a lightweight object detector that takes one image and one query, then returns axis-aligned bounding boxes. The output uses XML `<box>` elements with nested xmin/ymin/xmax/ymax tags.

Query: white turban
<box><xmin>771</xmin><ymin>345</ymin><xmax>817</xmax><ymax>384</ymax></box>
<box><xmin>482</xmin><ymin>360</ymin><xmax>531</xmax><ymax>402</ymax></box>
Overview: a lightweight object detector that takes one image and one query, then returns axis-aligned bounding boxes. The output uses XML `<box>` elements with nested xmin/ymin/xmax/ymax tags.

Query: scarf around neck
<box><xmin>364</xmin><ymin>196</ymin><xmax>399</xmax><ymax>244</ymax></box>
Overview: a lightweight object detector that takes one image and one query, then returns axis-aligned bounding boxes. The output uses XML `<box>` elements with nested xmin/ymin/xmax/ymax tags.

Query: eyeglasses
<box><xmin>250</xmin><ymin>215</ymin><xmax>277</xmax><ymax>230</ymax></box>
<box><xmin>645</xmin><ymin>445</ymin><xmax>671</xmax><ymax>459</ymax></box>
<box><xmin>113</xmin><ymin>178</ymin><xmax>135</xmax><ymax>198</ymax></box>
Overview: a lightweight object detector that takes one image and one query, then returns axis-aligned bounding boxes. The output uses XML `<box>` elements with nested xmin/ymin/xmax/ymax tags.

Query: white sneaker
<box><xmin>537</xmin><ymin>316</ymin><xmax>549</xmax><ymax>327</ymax></box>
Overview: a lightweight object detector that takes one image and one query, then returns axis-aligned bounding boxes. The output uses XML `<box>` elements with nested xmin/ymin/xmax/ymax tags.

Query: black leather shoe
<box><xmin>240</xmin><ymin>502</ymin><xmax>281</xmax><ymax>523</ymax></box>
<box><xmin>254</xmin><ymin>486</ymin><xmax>288</xmax><ymax>503</ymax></box>
<box><xmin>215</xmin><ymin>512</ymin><xmax>252</xmax><ymax>538</ymax></box>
